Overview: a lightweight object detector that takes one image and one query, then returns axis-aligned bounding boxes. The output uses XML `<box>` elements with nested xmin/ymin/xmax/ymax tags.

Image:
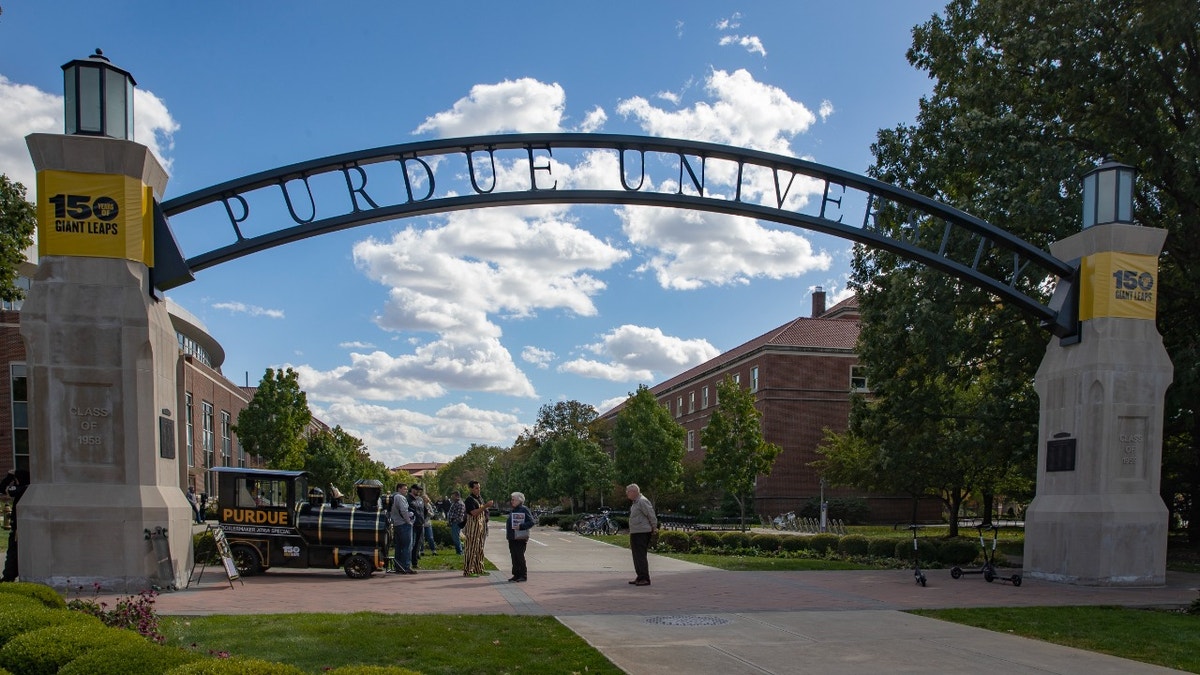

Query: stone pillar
<box><xmin>1025</xmin><ymin>223</ymin><xmax>1171</xmax><ymax>586</ymax></box>
<box><xmin>19</xmin><ymin>134</ymin><xmax>191</xmax><ymax>593</ymax></box>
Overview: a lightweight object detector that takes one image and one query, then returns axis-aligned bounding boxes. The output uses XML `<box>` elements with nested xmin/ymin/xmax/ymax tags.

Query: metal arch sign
<box><xmin>160</xmin><ymin>133</ymin><xmax>1079</xmax><ymax>337</ymax></box>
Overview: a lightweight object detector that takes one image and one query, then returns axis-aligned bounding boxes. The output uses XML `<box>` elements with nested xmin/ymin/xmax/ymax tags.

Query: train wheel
<box><xmin>231</xmin><ymin>544</ymin><xmax>262</xmax><ymax>576</ymax></box>
<box><xmin>343</xmin><ymin>554</ymin><xmax>373</xmax><ymax>579</ymax></box>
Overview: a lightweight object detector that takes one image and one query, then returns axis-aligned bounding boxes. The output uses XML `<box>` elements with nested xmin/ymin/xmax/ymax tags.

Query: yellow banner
<box><xmin>36</xmin><ymin>170</ymin><xmax>154</xmax><ymax>265</ymax></box>
<box><xmin>1079</xmin><ymin>251</ymin><xmax>1158</xmax><ymax>321</ymax></box>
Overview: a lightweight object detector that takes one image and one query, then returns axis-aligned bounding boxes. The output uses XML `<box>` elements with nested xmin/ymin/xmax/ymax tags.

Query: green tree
<box><xmin>233</xmin><ymin>367</ymin><xmax>312</xmax><ymax>469</ymax></box>
<box><xmin>304</xmin><ymin>426</ymin><xmax>389</xmax><ymax>496</ymax></box>
<box><xmin>546</xmin><ymin>434</ymin><xmax>615</xmax><ymax>513</ymax></box>
<box><xmin>699</xmin><ymin>376</ymin><xmax>782</xmax><ymax>529</ymax></box>
<box><xmin>0</xmin><ymin>175</ymin><xmax>37</xmax><ymax>302</ymax></box>
<box><xmin>532</xmin><ymin>400</ymin><xmax>601</xmax><ymax>442</ymax></box>
<box><xmin>849</xmin><ymin>0</ymin><xmax>1199</xmax><ymax>536</ymax></box>
<box><xmin>433</xmin><ymin>443</ymin><xmax>504</xmax><ymax>496</ymax></box>
<box><xmin>611</xmin><ymin>385</ymin><xmax>686</xmax><ymax>500</ymax></box>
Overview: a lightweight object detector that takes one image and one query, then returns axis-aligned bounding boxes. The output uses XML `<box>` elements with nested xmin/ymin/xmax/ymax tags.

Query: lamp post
<box><xmin>61</xmin><ymin>49</ymin><xmax>136</xmax><ymax>140</ymax></box>
<box><xmin>1081</xmin><ymin>158</ymin><xmax>1136</xmax><ymax>229</ymax></box>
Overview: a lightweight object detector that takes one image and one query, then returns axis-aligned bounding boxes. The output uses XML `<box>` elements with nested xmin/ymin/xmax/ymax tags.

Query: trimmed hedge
<box><xmin>938</xmin><ymin>538</ymin><xmax>982</xmax><ymax>565</ymax></box>
<box><xmin>537</xmin><ymin>515</ymin><xmax>563</xmax><ymax>528</ymax></box>
<box><xmin>749</xmin><ymin>534</ymin><xmax>781</xmax><ymax>552</ymax></box>
<box><xmin>166</xmin><ymin>657</ymin><xmax>307</xmax><ymax>675</ymax></box>
<box><xmin>691</xmin><ymin>531</ymin><xmax>722</xmax><ymax>549</ymax></box>
<box><xmin>58</xmin><ymin>641</ymin><xmax>203</xmax><ymax>675</ymax></box>
<box><xmin>657</xmin><ymin>530</ymin><xmax>691</xmax><ymax>552</ymax></box>
<box><xmin>0</xmin><ymin>605</ymin><xmax>100</xmax><ymax>649</ymax></box>
<box><xmin>895</xmin><ymin>538</ymin><xmax>941</xmax><ymax>564</ymax></box>
<box><xmin>0</xmin><ymin>622</ymin><xmax>144</xmax><ymax>675</ymax></box>
<box><xmin>867</xmin><ymin>537</ymin><xmax>897</xmax><ymax>558</ymax></box>
<box><xmin>837</xmin><ymin>535</ymin><xmax>870</xmax><ymax>556</ymax></box>
<box><xmin>0</xmin><ymin>582</ymin><xmax>66</xmax><ymax>610</ymax></box>
<box><xmin>779</xmin><ymin>536</ymin><xmax>810</xmax><ymax>552</ymax></box>
<box><xmin>193</xmin><ymin>531</ymin><xmax>218</xmax><ymax>565</ymax></box>
<box><xmin>809</xmin><ymin>534</ymin><xmax>840</xmax><ymax>554</ymax></box>
<box><xmin>720</xmin><ymin>532</ymin><xmax>750</xmax><ymax>550</ymax></box>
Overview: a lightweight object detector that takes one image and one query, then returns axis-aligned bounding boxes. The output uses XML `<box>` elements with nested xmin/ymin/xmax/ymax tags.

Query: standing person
<box><xmin>389</xmin><ymin>482</ymin><xmax>415</xmax><ymax>574</ymax></box>
<box><xmin>626</xmin><ymin>483</ymin><xmax>658</xmax><ymax>586</ymax></box>
<box><xmin>462</xmin><ymin>480</ymin><xmax>494</xmax><ymax>577</ymax></box>
<box><xmin>186</xmin><ymin>485</ymin><xmax>203</xmax><ymax>524</ymax></box>
<box><xmin>505</xmin><ymin>491</ymin><xmax>534</xmax><ymax>582</ymax></box>
<box><xmin>408</xmin><ymin>485</ymin><xmax>426</xmax><ymax>569</ymax></box>
<box><xmin>446</xmin><ymin>491</ymin><xmax>466</xmax><ymax>555</ymax></box>
<box><xmin>1</xmin><ymin>470</ymin><xmax>29</xmax><ymax>583</ymax></box>
<box><xmin>422</xmin><ymin>494</ymin><xmax>438</xmax><ymax>554</ymax></box>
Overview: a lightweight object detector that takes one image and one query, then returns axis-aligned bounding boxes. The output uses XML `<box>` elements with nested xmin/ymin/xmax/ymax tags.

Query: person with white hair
<box><xmin>505</xmin><ymin>491</ymin><xmax>535</xmax><ymax>582</ymax></box>
<box><xmin>626</xmin><ymin>483</ymin><xmax>658</xmax><ymax>586</ymax></box>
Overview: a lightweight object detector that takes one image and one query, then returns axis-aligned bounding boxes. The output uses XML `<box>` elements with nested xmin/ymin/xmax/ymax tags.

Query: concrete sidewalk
<box><xmin>141</xmin><ymin>522</ymin><xmax>1197</xmax><ymax>674</ymax></box>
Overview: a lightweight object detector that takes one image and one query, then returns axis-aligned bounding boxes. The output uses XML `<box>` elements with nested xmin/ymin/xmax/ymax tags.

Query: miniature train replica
<box><xmin>209</xmin><ymin>467</ymin><xmax>391</xmax><ymax>578</ymax></box>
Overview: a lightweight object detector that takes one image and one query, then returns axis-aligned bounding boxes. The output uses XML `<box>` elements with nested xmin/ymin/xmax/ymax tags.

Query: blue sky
<box><xmin>0</xmin><ymin>2</ymin><xmax>945</xmax><ymax>467</ymax></box>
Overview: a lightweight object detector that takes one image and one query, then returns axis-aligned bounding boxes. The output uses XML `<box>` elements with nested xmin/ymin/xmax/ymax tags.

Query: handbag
<box><xmin>513</xmin><ymin>527</ymin><xmax>530</xmax><ymax>540</ymax></box>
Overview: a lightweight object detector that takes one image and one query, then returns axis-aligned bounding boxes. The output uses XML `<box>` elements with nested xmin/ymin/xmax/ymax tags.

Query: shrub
<box><xmin>166</xmin><ymin>657</ymin><xmax>307</xmax><ymax>675</ymax></box>
<box><xmin>67</xmin><ymin>588</ymin><xmax>164</xmax><ymax>643</ymax></box>
<box><xmin>691</xmin><ymin>531</ymin><xmax>722</xmax><ymax>549</ymax></box>
<box><xmin>0</xmin><ymin>592</ymin><xmax>50</xmax><ymax>613</ymax></box>
<box><xmin>537</xmin><ymin>515</ymin><xmax>562</xmax><ymax>528</ymax></box>
<box><xmin>867</xmin><ymin>538</ymin><xmax>897</xmax><ymax>558</ymax></box>
<box><xmin>809</xmin><ymin>534</ymin><xmax>840</xmax><ymax>554</ymax></box>
<box><xmin>0</xmin><ymin>605</ymin><xmax>99</xmax><ymax>649</ymax></box>
<box><xmin>59</xmin><ymin>641</ymin><xmax>203</xmax><ymax>675</ymax></box>
<box><xmin>613</xmin><ymin>517</ymin><xmax>629</xmax><ymax>531</ymax></box>
<box><xmin>837</xmin><ymin>535</ymin><xmax>870</xmax><ymax>556</ymax></box>
<box><xmin>0</xmin><ymin>622</ymin><xmax>143</xmax><ymax>675</ymax></box>
<box><xmin>720</xmin><ymin>531</ymin><xmax>750</xmax><ymax>550</ymax></box>
<box><xmin>0</xmin><ymin>582</ymin><xmax>66</xmax><ymax>610</ymax></box>
<box><xmin>779</xmin><ymin>536</ymin><xmax>810</xmax><ymax>553</ymax></box>
<box><xmin>430</xmin><ymin>521</ymin><xmax>453</xmax><ymax>547</ymax></box>
<box><xmin>749</xmin><ymin>534</ymin><xmax>781</xmax><ymax>552</ymax></box>
<box><xmin>192</xmin><ymin>531</ymin><xmax>218</xmax><ymax>565</ymax></box>
<box><xmin>938</xmin><ymin>538</ymin><xmax>982</xmax><ymax>565</ymax></box>
<box><xmin>656</xmin><ymin>530</ymin><xmax>690</xmax><ymax>552</ymax></box>
<box><xmin>324</xmin><ymin>662</ymin><xmax>427</xmax><ymax>667</ymax></box>
<box><xmin>896</xmin><ymin>538</ymin><xmax>941</xmax><ymax>564</ymax></box>
<box><xmin>558</xmin><ymin>519</ymin><xmax>575</xmax><ymax>531</ymax></box>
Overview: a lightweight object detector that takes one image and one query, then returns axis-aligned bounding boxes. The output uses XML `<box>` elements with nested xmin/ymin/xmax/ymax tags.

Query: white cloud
<box><xmin>620</xmin><ymin>205</ymin><xmax>833</xmax><ymax>290</ymax></box>
<box><xmin>521</xmin><ymin>346</ymin><xmax>555</xmax><ymax>369</ymax></box>
<box><xmin>716</xmin><ymin>13</ymin><xmax>742</xmax><ymax>30</ymax></box>
<box><xmin>577</xmin><ymin>106</ymin><xmax>607</xmax><ymax>133</ymax></box>
<box><xmin>617</xmin><ymin>69</ymin><xmax>815</xmax><ymax>154</ymax></box>
<box><xmin>339</xmin><ymin>341</ymin><xmax>375</xmax><ymax>349</ymax></box>
<box><xmin>0</xmin><ymin>75</ymin><xmax>178</xmax><ymax>190</ymax></box>
<box><xmin>414</xmin><ymin>78</ymin><xmax>566</xmax><ymax>137</ymax></box>
<box><xmin>718</xmin><ymin>35</ymin><xmax>767</xmax><ymax>57</ymax></box>
<box><xmin>656</xmin><ymin>91</ymin><xmax>681</xmax><ymax>106</ymax></box>
<box><xmin>819</xmin><ymin>99</ymin><xmax>835</xmax><ymax>121</ymax></box>
<box><xmin>212</xmin><ymin>301</ymin><xmax>285</xmax><ymax>319</ymax></box>
<box><xmin>559</xmin><ymin>324</ymin><xmax>719</xmax><ymax>382</ymax></box>
<box><xmin>596</xmin><ymin>395</ymin><xmax>629</xmax><ymax>415</ymax></box>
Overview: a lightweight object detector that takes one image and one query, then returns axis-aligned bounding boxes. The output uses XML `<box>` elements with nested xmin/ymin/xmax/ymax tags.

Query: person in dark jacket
<box><xmin>408</xmin><ymin>485</ymin><xmax>426</xmax><ymax>569</ymax></box>
<box><xmin>1</xmin><ymin>469</ymin><xmax>30</xmax><ymax>582</ymax></box>
<box><xmin>505</xmin><ymin>491</ymin><xmax>535</xmax><ymax>582</ymax></box>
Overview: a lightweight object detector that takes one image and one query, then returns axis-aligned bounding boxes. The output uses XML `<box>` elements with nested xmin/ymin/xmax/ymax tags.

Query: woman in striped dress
<box><xmin>462</xmin><ymin>480</ymin><xmax>494</xmax><ymax>577</ymax></box>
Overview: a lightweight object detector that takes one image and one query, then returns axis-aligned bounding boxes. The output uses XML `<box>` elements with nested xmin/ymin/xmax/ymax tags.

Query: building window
<box><xmin>751</xmin><ymin>366</ymin><xmax>759</xmax><ymax>393</ymax></box>
<box><xmin>851</xmin><ymin>365</ymin><xmax>869</xmax><ymax>392</ymax></box>
<box><xmin>10</xmin><ymin>364</ymin><xmax>28</xmax><ymax>472</ymax></box>
<box><xmin>688</xmin><ymin>391</ymin><xmax>695</xmax><ymax>413</ymax></box>
<box><xmin>0</xmin><ymin>277</ymin><xmax>29</xmax><ymax>311</ymax></box>
<box><xmin>676</xmin><ymin>396</ymin><xmax>682</xmax><ymax>418</ymax></box>
<box><xmin>185</xmin><ymin>393</ymin><xmax>194</xmax><ymax>467</ymax></box>
<box><xmin>687</xmin><ymin>429</ymin><xmax>695</xmax><ymax>452</ymax></box>
<box><xmin>701</xmin><ymin>386</ymin><xmax>709</xmax><ymax>409</ymax></box>
<box><xmin>202</xmin><ymin>401</ymin><xmax>214</xmax><ymax>472</ymax></box>
<box><xmin>221</xmin><ymin>410</ymin><xmax>232</xmax><ymax>466</ymax></box>
<box><xmin>733</xmin><ymin>373</ymin><xmax>740</xmax><ymax>386</ymax></box>
<box><xmin>176</xmin><ymin>332</ymin><xmax>213</xmax><ymax>368</ymax></box>
<box><xmin>237</xmin><ymin>439</ymin><xmax>246</xmax><ymax>468</ymax></box>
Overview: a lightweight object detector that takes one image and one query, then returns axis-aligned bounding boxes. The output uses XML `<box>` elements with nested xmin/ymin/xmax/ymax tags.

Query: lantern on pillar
<box><xmin>61</xmin><ymin>49</ymin><xmax>136</xmax><ymax>140</ymax></box>
<box><xmin>1081</xmin><ymin>158</ymin><xmax>1136</xmax><ymax>229</ymax></box>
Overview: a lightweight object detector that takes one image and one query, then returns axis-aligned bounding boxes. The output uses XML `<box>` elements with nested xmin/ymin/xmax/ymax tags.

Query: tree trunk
<box><xmin>981</xmin><ymin>491</ymin><xmax>994</xmax><ymax>527</ymax></box>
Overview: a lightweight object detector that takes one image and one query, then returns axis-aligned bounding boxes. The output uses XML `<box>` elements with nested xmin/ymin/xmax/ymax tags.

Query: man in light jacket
<box><xmin>626</xmin><ymin>483</ymin><xmax>658</xmax><ymax>586</ymax></box>
<box><xmin>389</xmin><ymin>483</ymin><xmax>415</xmax><ymax>574</ymax></box>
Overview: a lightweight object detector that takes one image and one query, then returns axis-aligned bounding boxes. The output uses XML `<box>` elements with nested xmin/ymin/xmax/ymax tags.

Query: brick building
<box><xmin>0</xmin><ymin>289</ymin><xmax>266</xmax><ymax>501</ymax></box>
<box><xmin>600</xmin><ymin>289</ymin><xmax>938</xmax><ymax>524</ymax></box>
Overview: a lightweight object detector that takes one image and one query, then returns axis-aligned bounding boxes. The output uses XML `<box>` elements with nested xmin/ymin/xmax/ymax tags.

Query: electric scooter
<box><xmin>949</xmin><ymin>523</ymin><xmax>1022</xmax><ymax>586</ymax></box>
<box><xmin>908</xmin><ymin>524</ymin><xmax>927</xmax><ymax>586</ymax></box>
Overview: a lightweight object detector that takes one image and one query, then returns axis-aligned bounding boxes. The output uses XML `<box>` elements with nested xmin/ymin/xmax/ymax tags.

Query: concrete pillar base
<box><xmin>1024</xmin><ymin>493</ymin><xmax>1166</xmax><ymax>586</ymax></box>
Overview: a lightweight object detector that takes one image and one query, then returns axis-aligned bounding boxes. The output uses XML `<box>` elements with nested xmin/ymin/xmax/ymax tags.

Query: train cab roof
<box><xmin>208</xmin><ymin>467</ymin><xmax>311</xmax><ymax>479</ymax></box>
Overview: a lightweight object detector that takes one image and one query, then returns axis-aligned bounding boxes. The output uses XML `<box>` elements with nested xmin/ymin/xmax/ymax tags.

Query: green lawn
<box><xmin>162</xmin><ymin>613</ymin><xmax>621</xmax><ymax>675</ymax></box>
<box><xmin>911</xmin><ymin>606</ymin><xmax>1200</xmax><ymax>673</ymax></box>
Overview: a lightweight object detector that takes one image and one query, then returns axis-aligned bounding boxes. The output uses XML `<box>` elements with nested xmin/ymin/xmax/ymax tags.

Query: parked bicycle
<box><xmin>772</xmin><ymin>511</ymin><xmax>798</xmax><ymax>531</ymax></box>
<box><xmin>574</xmin><ymin>509</ymin><xmax>619</xmax><ymax>535</ymax></box>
